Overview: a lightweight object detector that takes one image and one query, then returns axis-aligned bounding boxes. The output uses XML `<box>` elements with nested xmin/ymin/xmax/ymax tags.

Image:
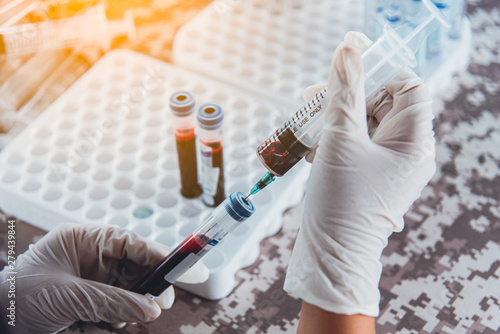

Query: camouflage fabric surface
<box><xmin>1</xmin><ymin>0</ymin><xmax>500</xmax><ymax>333</ymax></box>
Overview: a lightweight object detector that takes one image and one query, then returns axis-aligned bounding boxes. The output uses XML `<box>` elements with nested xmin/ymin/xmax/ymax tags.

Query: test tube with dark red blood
<box><xmin>130</xmin><ymin>192</ymin><xmax>255</xmax><ymax>300</ymax></box>
<box><xmin>197</xmin><ymin>103</ymin><xmax>225</xmax><ymax>207</ymax></box>
<box><xmin>170</xmin><ymin>91</ymin><xmax>202</xmax><ymax>198</ymax></box>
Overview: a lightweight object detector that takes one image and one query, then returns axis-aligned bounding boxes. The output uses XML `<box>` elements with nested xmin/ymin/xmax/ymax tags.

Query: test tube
<box><xmin>364</xmin><ymin>0</ymin><xmax>386</xmax><ymax>40</ymax></box>
<box><xmin>426</xmin><ymin>0</ymin><xmax>450</xmax><ymax>60</ymax></box>
<box><xmin>170</xmin><ymin>91</ymin><xmax>202</xmax><ymax>199</ymax></box>
<box><xmin>0</xmin><ymin>4</ymin><xmax>135</xmax><ymax>56</ymax></box>
<box><xmin>130</xmin><ymin>191</ymin><xmax>255</xmax><ymax>299</ymax></box>
<box><xmin>405</xmin><ymin>0</ymin><xmax>426</xmax><ymax>76</ymax></box>
<box><xmin>448</xmin><ymin>0</ymin><xmax>465</xmax><ymax>39</ymax></box>
<box><xmin>384</xmin><ymin>2</ymin><xmax>403</xmax><ymax>29</ymax></box>
<box><xmin>197</xmin><ymin>103</ymin><xmax>225</xmax><ymax>207</ymax></box>
<box><xmin>7</xmin><ymin>46</ymin><xmax>101</xmax><ymax>136</ymax></box>
<box><xmin>405</xmin><ymin>0</ymin><xmax>424</xmax><ymax>17</ymax></box>
<box><xmin>0</xmin><ymin>48</ymin><xmax>68</xmax><ymax>112</ymax></box>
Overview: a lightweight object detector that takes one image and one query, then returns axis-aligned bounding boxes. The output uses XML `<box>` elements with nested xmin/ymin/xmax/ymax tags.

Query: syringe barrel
<box><xmin>257</xmin><ymin>29</ymin><xmax>414</xmax><ymax>177</ymax></box>
<box><xmin>0</xmin><ymin>4</ymin><xmax>116</xmax><ymax>56</ymax></box>
<box><xmin>363</xmin><ymin>27</ymin><xmax>416</xmax><ymax>99</ymax></box>
<box><xmin>130</xmin><ymin>192</ymin><xmax>254</xmax><ymax>299</ymax></box>
<box><xmin>257</xmin><ymin>88</ymin><xmax>327</xmax><ymax>176</ymax></box>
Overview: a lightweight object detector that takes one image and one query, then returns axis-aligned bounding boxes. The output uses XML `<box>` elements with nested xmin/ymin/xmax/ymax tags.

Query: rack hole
<box><xmin>22</xmin><ymin>180</ymin><xmax>41</xmax><ymax>192</ymax></box>
<box><xmin>143</xmin><ymin>133</ymin><xmax>160</xmax><ymax>144</ymax></box>
<box><xmin>89</xmin><ymin>187</ymin><xmax>109</xmax><ymax>200</ymax></box>
<box><xmin>108</xmin><ymin>215</ymin><xmax>128</xmax><ymax>227</ymax></box>
<box><xmin>92</xmin><ymin>169</ymin><xmax>111</xmax><ymax>182</ymax></box>
<box><xmin>114</xmin><ymin>177</ymin><xmax>133</xmax><ymax>190</ymax></box>
<box><xmin>26</xmin><ymin>161</ymin><xmax>45</xmax><ymax>174</ymax></box>
<box><xmin>119</xmin><ymin>142</ymin><xmax>137</xmax><ymax>154</ymax></box>
<box><xmin>132</xmin><ymin>224</ymin><xmax>152</xmax><ymax>237</ymax></box>
<box><xmin>42</xmin><ymin>188</ymin><xmax>62</xmax><ymax>202</ymax></box>
<box><xmin>117</xmin><ymin>160</ymin><xmax>135</xmax><ymax>171</ymax></box>
<box><xmin>141</xmin><ymin>151</ymin><xmax>159</xmax><ymax>162</ymax></box>
<box><xmin>73</xmin><ymin>161</ymin><xmax>90</xmax><ymax>173</ymax></box>
<box><xmin>135</xmin><ymin>185</ymin><xmax>155</xmax><ymax>199</ymax></box>
<box><xmin>160</xmin><ymin>175</ymin><xmax>178</xmax><ymax>188</ymax></box>
<box><xmin>156</xmin><ymin>213</ymin><xmax>177</xmax><ymax>228</ymax></box>
<box><xmin>111</xmin><ymin>195</ymin><xmax>131</xmax><ymax>209</ymax></box>
<box><xmin>33</xmin><ymin>127</ymin><xmax>51</xmax><ymax>138</ymax></box>
<box><xmin>95</xmin><ymin>152</ymin><xmax>113</xmax><ymax>164</ymax></box>
<box><xmin>133</xmin><ymin>206</ymin><xmax>154</xmax><ymax>219</ymax></box>
<box><xmin>64</xmin><ymin>197</ymin><xmax>84</xmax><ymax>211</ymax></box>
<box><xmin>202</xmin><ymin>249</ymin><xmax>226</xmax><ymax>270</ymax></box>
<box><xmin>30</xmin><ymin>145</ymin><xmax>48</xmax><ymax>156</ymax></box>
<box><xmin>58</xmin><ymin>119</ymin><xmax>75</xmax><ymax>130</ymax></box>
<box><xmin>157</xmin><ymin>193</ymin><xmax>178</xmax><ymax>208</ymax></box>
<box><xmin>54</xmin><ymin>136</ymin><xmax>72</xmax><ymax>147</ymax></box>
<box><xmin>155</xmin><ymin>232</ymin><xmax>176</xmax><ymax>248</ymax></box>
<box><xmin>2</xmin><ymin>171</ymin><xmax>20</xmax><ymax>184</ymax></box>
<box><xmin>68</xmin><ymin>178</ymin><xmax>87</xmax><ymax>191</ymax></box>
<box><xmin>5</xmin><ymin>153</ymin><xmax>24</xmax><ymax>165</ymax></box>
<box><xmin>86</xmin><ymin>206</ymin><xmax>106</xmax><ymax>220</ymax></box>
<box><xmin>138</xmin><ymin>168</ymin><xmax>157</xmax><ymax>180</ymax></box>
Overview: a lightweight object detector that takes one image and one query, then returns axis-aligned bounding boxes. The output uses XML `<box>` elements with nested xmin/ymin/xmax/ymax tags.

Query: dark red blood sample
<box><xmin>201</xmin><ymin>141</ymin><xmax>225</xmax><ymax>207</ymax></box>
<box><xmin>258</xmin><ymin>139</ymin><xmax>301</xmax><ymax>176</ymax></box>
<box><xmin>175</xmin><ymin>128</ymin><xmax>202</xmax><ymax>198</ymax></box>
<box><xmin>130</xmin><ymin>234</ymin><xmax>211</xmax><ymax>297</ymax></box>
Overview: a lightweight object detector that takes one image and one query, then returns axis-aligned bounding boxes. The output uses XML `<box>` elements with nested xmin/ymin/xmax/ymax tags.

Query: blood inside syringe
<box><xmin>257</xmin><ymin>127</ymin><xmax>308</xmax><ymax>176</ymax></box>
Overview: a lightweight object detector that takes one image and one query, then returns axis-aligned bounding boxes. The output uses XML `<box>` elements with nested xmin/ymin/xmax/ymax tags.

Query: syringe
<box><xmin>248</xmin><ymin>0</ymin><xmax>449</xmax><ymax>197</ymax></box>
<box><xmin>130</xmin><ymin>192</ymin><xmax>254</xmax><ymax>300</ymax></box>
<box><xmin>0</xmin><ymin>4</ymin><xmax>135</xmax><ymax>56</ymax></box>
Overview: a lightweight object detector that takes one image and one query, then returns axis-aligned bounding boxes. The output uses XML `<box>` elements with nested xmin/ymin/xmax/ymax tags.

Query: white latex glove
<box><xmin>0</xmin><ymin>223</ymin><xmax>209</xmax><ymax>334</ymax></box>
<box><xmin>284</xmin><ymin>32</ymin><xmax>436</xmax><ymax>316</ymax></box>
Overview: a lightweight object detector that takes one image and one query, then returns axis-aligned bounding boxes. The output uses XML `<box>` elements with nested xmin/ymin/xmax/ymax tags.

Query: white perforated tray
<box><xmin>0</xmin><ymin>49</ymin><xmax>310</xmax><ymax>299</ymax></box>
<box><xmin>173</xmin><ymin>1</ymin><xmax>470</xmax><ymax>100</ymax></box>
<box><xmin>173</xmin><ymin>0</ymin><xmax>365</xmax><ymax>104</ymax></box>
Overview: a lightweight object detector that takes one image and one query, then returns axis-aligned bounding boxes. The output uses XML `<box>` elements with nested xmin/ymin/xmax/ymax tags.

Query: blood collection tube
<box><xmin>170</xmin><ymin>91</ymin><xmax>202</xmax><ymax>198</ymax></box>
<box><xmin>130</xmin><ymin>191</ymin><xmax>255</xmax><ymax>299</ymax></box>
<box><xmin>448</xmin><ymin>0</ymin><xmax>465</xmax><ymax>39</ymax></box>
<box><xmin>426</xmin><ymin>0</ymin><xmax>450</xmax><ymax>60</ymax></box>
<box><xmin>197</xmin><ymin>103</ymin><xmax>225</xmax><ymax>207</ymax></box>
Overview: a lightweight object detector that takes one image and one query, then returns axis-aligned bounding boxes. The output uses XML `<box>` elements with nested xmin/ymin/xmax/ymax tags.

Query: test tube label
<box><xmin>163</xmin><ymin>243</ymin><xmax>215</xmax><ymax>283</ymax></box>
<box><xmin>200</xmin><ymin>145</ymin><xmax>220</xmax><ymax>202</ymax></box>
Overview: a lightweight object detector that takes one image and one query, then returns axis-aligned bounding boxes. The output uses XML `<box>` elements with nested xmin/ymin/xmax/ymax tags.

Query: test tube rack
<box><xmin>173</xmin><ymin>0</ymin><xmax>365</xmax><ymax>105</ymax></box>
<box><xmin>172</xmin><ymin>0</ymin><xmax>471</xmax><ymax>101</ymax></box>
<box><xmin>0</xmin><ymin>50</ymin><xmax>310</xmax><ymax>300</ymax></box>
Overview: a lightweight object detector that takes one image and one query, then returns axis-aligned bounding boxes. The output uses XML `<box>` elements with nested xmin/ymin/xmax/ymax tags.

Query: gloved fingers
<box><xmin>74</xmin><ymin>279</ymin><xmax>162</xmax><ymax>324</ymax></box>
<box><xmin>343</xmin><ymin>31</ymin><xmax>373</xmax><ymax>53</ymax></box>
<box><xmin>111</xmin><ymin>322</ymin><xmax>128</xmax><ymax>329</ymax></box>
<box><xmin>302</xmin><ymin>83</ymin><xmax>325</xmax><ymax>102</ymax></box>
<box><xmin>383</xmin><ymin>68</ymin><xmax>431</xmax><ymax>114</ymax></box>
<box><xmin>71</xmin><ymin>224</ymin><xmax>171</xmax><ymax>279</ymax></box>
<box><xmin>155</xmin><ymin>285</ymin><xmax>175</xmax><ymax>309</ymax></box>
<box><xmin>305</xmin><ymin>147</ymin><xmax>317</xmax><ymax>163</ymax></box>
<box><xmin>366</xmin><ymin>88</ymin><xmax>393</xmax><ymax>124</ymax></box>
<box><xmin>324</xmin><ymin>43</ymin><xmax>368</xmax><ymax>137</ymax></box>
<box><xmin>176</xmin><ymin>260</ymin><xmax>210</xmax><ymax>284</ymax></box>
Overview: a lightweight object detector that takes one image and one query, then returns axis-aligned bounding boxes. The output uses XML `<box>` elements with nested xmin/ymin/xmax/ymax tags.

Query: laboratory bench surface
<box><xmin>1</xmin><ymin>0</ymin><xmax>500</xmax><ymax>333</ymax></box>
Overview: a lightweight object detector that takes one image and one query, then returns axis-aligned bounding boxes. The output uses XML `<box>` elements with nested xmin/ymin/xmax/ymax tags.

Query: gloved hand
<box><xmin>284</xmin><ymin>32</ymin><xmax>436</xmax><ymax>316</ymax></box>
<box><xmin>0</xmin><ymin>223</ymin><xmax>209</xmax><ymax>334</ymax></box>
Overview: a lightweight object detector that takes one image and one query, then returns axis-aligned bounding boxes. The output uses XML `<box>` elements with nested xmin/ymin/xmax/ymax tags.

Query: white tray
<box><xmin>173</xmin><ymin>0</ymin><xmax>471</xmax><ymax>99</ymax></box>
<box><xmin>0</xmin><ymin>49</ymin><xmax>310</xmax><ymax>300</ymax></box>
<box><xmin>173</xmin><ymin>0</ymin><xmax>365</xmax><ymax>104</ymax></box>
